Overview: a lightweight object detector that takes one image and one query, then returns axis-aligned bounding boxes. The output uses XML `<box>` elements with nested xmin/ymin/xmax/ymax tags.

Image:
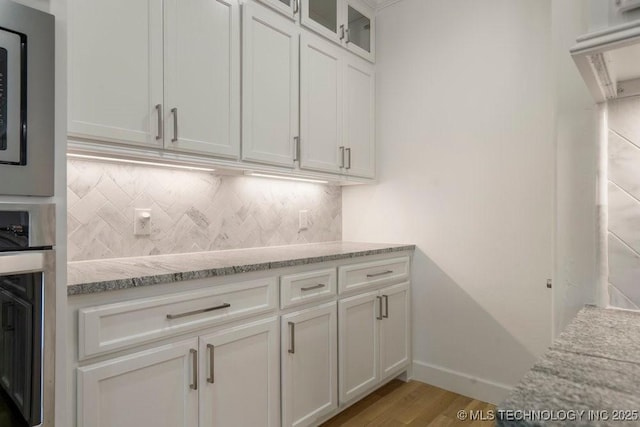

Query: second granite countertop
<box><xmin>67</xmin><ymin>241</ymin><xmax>415</xmax><ymax>296</ymax></box>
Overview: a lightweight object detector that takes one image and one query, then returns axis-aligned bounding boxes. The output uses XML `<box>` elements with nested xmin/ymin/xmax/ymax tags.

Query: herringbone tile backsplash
<box><xmin>68</xmin><ymin>159</ymin><xmax>342</xmax><ymax>262</ymax></box>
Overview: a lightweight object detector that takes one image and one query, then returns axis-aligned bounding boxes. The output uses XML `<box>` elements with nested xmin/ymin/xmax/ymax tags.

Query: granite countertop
<box><xmin>67</xmin><ymin>241</ymin><xmax>415</xmax><ymax>296</ymax></box>
<box><xmin>498</xmin><ymin>305</ymin><xmax>640</xmax><ymax>426</ymax></box>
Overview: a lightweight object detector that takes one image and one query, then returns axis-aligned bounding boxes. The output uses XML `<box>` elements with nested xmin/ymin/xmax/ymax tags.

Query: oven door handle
<box><xmin>0</xmin><ymin>252</ymin><xmax>44</xmax><ymax>275</ymax></box>
<box><xmin>1</xmin><ymin>301</ymin><xmax>14</xmax><ymax>331</ymax></box>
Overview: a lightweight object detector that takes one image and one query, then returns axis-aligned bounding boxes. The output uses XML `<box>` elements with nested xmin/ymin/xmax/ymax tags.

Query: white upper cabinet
<box><xmin>256</xmin><ymin>0</ymin><xmax>298</xmax><ymax>19</ymax></box>
<box><xmin>343</xmin><ymin>0</ymin><xmax>375</xmax><ymax>62</ymax></box>
<box><xmin>300</xmin><ymin>0</ymin><xmax>374</xmax><ymax>62</ymax></box>
<box><xmin>69</xmin><ymin>0</ymin><xmax>241</xmax><ymax>159</ymax></box>
<box><xmin>68</xmin><ymin>0</ymin><xmax>164</xmax><ymax>147</ymax></box>
<box><xmin>343</xmin><ymin>53</ymin><xmax>375</xmax><ymax>178</ymax></box>
<box><xmin>299</xmin><ymin>32</ymin><xmax>375</xmax><ymax>177</ymax></box>
<box><xmin>301</xmin><ymin>0</ymin><xmax>341</xmax><ymax>44</ymax></box>
<box><xmin>300</xmin><ymin>32</ymin><xmax>343</xmax><ymax>174</ymax></box>
<box><xmin>164</xmin><ymin>0</ymin><xmax>240</xmax><ymax>158</ymax></box>
<box><xmin>242</xmin><ymin>2</ymin><xmax>300</xmax><ymax>167</ymax></box>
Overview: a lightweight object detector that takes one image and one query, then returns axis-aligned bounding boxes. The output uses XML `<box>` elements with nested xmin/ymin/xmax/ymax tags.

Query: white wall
<box><xmin>551</xmin><ymin>1</ymin><xmax>599</xmax><ymax>336</ymax></box>
<box><xmin>343</xmin><ymin>0</ymin><xmax>597</xmax><ymax>404</ymax></box>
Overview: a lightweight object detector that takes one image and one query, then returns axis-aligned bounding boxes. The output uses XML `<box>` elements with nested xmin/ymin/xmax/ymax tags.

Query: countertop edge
<box><xmin>67</xmin><ymin>244</ymin><xmax>416</xmax><ymax>296</ymax></box>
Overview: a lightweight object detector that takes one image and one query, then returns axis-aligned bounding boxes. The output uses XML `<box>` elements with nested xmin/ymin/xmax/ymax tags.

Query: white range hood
<box><xmin>571</xmin><ymin>19</ymin><xmax>640</xmax><ymax>102</ymax></box>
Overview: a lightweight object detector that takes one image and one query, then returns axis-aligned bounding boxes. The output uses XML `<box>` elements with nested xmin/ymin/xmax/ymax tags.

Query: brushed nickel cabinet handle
<box><xmin>207</xmin><ymin>344</ymin><xmax>215</xmax><ymax>384</ymax></box>
<box><xmin>293</xmin><ymin>0</ymin><xmax>299</xmax><ymax>14</ymax></box>
<box><xmin>166</xmin><ymin>303</ymin><xmax>231</xmax><ymax>320</ymax></box>
<box><xmin>345</xmin><ymin>28</ymin><xmax>350</xmax><ymax>44</ymax></box>
<box><xmin>294</xmin><ymin>136</ymin><xmax>300</xmax><ymax>161</ymax></box>
<box><xmin>346</xmin><ymin>147</ymin><xmax>352</xmax><ymax>169</ymax></box>
<box><xmin>339</xmin><ymin>146</ymin><xmax>345</xmax><ymax>168</ymax></box>
<box><xmin>171</xmin><ymin>107</ymin><xmax>178</xmax><ymax>142</ymax></box>
<box><xmin>339</xmin><ymin>25</ymin><xmax>345</xmax><ymax>41</ymax></box>
<box><xmin>301</xmin><ymin>283</ymin><xmax>325</xmax><ymax>291</ymax></box>
<box><xmin>288</xmin><ymin>321</ymin><xmax>295</xmax><ymax>354</ymax></box>
<box><xmin>190</xmin><ymin>349</ymin><xmax>198</xmax><ymax>390</ymax></box>
<box><xmin>155</xmin><ymin>104</ymin><xmax>162</xmax><ymax>140</ymax></box>
<box><xmin>366</xmin><ymin>270</ymin><xmax>393</xmax><ymax>278</ymax></box>
<box><xmin>383</xmin><ymin>295</ymin><xmax>389</xmax><ymax>319</ymax></box>
<box><xmin>376</xmin><ymin>296</ymin><xmax>383</xmax><ymax>320</ymax></box>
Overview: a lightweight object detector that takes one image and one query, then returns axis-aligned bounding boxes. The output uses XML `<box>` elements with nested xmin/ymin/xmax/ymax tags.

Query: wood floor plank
<box><xmin>321</xmin><ymin>380</ymin><xmax>496</xmax><ymax>427</ymax></box>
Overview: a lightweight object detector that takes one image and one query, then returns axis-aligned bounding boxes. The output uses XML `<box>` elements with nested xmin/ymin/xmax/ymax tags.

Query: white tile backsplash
<box><xmin>67</xmin><ymin>159</ymin><xmax>342</xmax><ymax>261</ymax></box>
<box><xmin>608</xmin><ymin>96</ymin><xmax>640</xmax><ymax>309</ymax></box>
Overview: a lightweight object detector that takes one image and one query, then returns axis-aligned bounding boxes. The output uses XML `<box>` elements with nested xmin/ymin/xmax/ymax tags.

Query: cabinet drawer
<box><xmin>280</xmin><ymin>268</ymin><xmax>337</xmax><ymax>309</ymax></box>
<box><xmin>338</xmin><ymin>257</ymin><xmax>410</xmax><ymax>294</ymax></box>
<box><xmin>78</xmin><ymin>277</ymin><xmax>277</xmax><ymax>360</ymax></box>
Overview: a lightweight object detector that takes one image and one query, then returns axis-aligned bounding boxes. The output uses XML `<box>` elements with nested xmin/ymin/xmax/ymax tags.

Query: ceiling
<box><xmin>608</xmin><ymin>43</ymin><xmax>640</xmax><ymax>82</ymax></box>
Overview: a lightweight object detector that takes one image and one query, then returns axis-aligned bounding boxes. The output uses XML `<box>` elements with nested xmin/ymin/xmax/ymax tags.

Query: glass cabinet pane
<box><xmin>309</xmin><ymin>0</ymin><xmax>337</xmax><ymax>33</ymax></box>
<box><xmin>348</xmin><ymin>5</ymin><xmax>371</xmax><ymax>53</ymax></box>
<box><xmin>279</xmin><ymin>0</ymin><xmax>291</xmax><ymax>6</ymax></box>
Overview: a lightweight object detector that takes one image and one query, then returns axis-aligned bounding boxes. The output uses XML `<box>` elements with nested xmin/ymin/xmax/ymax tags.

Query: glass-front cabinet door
<box><xmin>257</xmin><ymin>0</ymin><xmax>296</xmax><ymax>19</ymax></box>
<box><xmin>344</xmin><ymin>0</ymin><xmax>374</xmax><ymax>62</ymax></box>
<box><xmin>301</xmin><ymin>0</ymin><xmax>341</xmax><ymax>44</ymax></box>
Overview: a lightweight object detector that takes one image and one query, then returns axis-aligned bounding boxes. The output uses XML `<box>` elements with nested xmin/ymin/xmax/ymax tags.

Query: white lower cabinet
<box><xmin>77</xmin><ymin>338</ymin><xmax>199</xmax><ymax>427</ymax></box>
<box><xmin>281</xmin><ymin>302</ymin><xmax>338</xmax><ymax>427</ymax></box>
<box><xmin>338</xmin><ymin>282</ymin><xmax>410</xmax><ymax>405</ymax></box>
<box><xmin>199</xmin><ymin>318</ymin><xmax>280</xmax><ymax>427</ymax></box>
<box><xmin>77</xmin><ymin>317</ymin><xmax>279</xmax><ymax>427</ymax></box>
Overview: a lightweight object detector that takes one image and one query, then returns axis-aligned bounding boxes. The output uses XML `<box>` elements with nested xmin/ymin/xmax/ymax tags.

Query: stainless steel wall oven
<box><xmin>0</xmin><ymin>204</ymin><xmax>54</xmax><ymax>427</ymax></box>
<box><xmin>0</xmin><ymin>0</ymin><xmax>54</xmax><ymax>196</ymax></box>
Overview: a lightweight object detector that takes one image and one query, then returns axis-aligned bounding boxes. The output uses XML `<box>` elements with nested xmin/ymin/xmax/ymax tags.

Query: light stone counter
<box><xmin>498</xmin><ymin>305</ymin><xmax>640</xmax><ymax>426</ymax></box>
<box><xmin>67</xmin><ymin>241</ymin><xmax>415</xmax><ymax>296</ymax></box>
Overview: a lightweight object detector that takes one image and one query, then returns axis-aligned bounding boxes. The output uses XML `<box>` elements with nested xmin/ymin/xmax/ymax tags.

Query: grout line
<box><xmin>609</xmin><ymin>180</ymin><xmax>640</xmax><ymax>206</ymax></box>
<box><xmin>608</xmin><ymin>231</ymin><xmax>640</xmax><ymax>259</ymax></box>
<box><xmin>609</xmin><ymin>128</ymin><xmax>640</xmax><ymax>152</ymax></box>
<box><xmin>607</xmin><ymin>282</ymin><xmax>640</xmax><ymax>310</ymax></box>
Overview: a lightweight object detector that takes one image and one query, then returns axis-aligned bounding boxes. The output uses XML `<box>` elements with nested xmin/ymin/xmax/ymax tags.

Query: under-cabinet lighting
<box><xmin>245</xmin><ymin>172</ymin><xmax>329</xmax><ymax>184</ymax></box>
<box><xmin>67</xmin><ymin>153</ymin><xmax>216</xmax><ymax>172</ymax></box>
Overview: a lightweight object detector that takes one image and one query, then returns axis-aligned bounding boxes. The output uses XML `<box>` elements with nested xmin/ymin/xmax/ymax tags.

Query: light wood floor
<box><xmin>321</xmin><ymin>380</ymin><xmax>496</xmax><ymax>427</ymax></box>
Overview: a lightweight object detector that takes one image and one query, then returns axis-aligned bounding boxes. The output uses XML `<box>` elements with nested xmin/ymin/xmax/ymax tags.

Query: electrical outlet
<box><xmin>134</xmin><ymin>208</ymin><xmax>152</xmax><ymax>236</ymax></box>
<box><xmin>299</xmin><ymin>210</ymin><xmax>309</xmax><ymax>230</ymax></box>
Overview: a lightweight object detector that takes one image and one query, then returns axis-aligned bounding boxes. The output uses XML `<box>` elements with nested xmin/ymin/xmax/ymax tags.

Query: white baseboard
<box><xmin>411</xmin><ymin>360</ymin><xmax>513</xmax><ymax>405</ymax></box>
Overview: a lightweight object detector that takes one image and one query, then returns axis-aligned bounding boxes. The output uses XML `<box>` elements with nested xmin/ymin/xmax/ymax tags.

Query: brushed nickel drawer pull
<box><xmin>301</xmin><ymin>283</ymin><xmax>325</xmax><ymax>291</ymax></box>
<box><xmin>166</xmin><ymin>303</ymin><xmax>231</xmax><ymax>320</ymax></box>
<box><xmin>207</xmin><ymin>344</ymin><xmax>215</xmax><ymax>384</ymax></box>
<box><xmin>190</xmin><ymin>349</ymin><xmax>198</xmax><ymax>390</ymax></box>
<box><xmin>376</xmin><ymin>296</ymin><xmax>383</xmax><ymax>320</ymax></box>
<box><xmin>367</xmin><ymin>270</ymin><xmax>393</xmax><ymax>278</ymax></box>
<box><xmin>288</xmin><ymin>322</ymin><xmax>295</xmax><ymax>354</ymax></box>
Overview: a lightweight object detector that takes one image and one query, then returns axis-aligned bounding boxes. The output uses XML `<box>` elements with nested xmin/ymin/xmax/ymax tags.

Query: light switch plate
<box><xmin>134</xmin><ymin>208</ymin><xmax>152</xmax><ymax>236</ymax></box>
<box><xmin>299</xmin><ymin>210</ymin><xmax>309</xmax><ymax>230</ymax></box>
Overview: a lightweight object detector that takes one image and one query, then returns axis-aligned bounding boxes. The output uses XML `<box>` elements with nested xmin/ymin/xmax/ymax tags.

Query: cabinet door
<box><xmin>256</xmin><ymin>0</ymin><xmax>296</xmax><ymax>19</ymax></box>
<box><xmin>242</xmin><ymin>3</ymin><xmax>300</xmax><ymax>167</ymax></box>
<box><xmin>77</xmin><ymin>339</ymin><xmax>198</xmax><ymax>427</ymax></box>
<box><xmin>338</xmin><ymin>290</ymin><xmax>379</xmax><ymax>404</ymax></box>
<box><xmin>300</xmin><ymin>32</ymin><xmax>343</xmax><ymax>174</ymax></box>
<box><xmin>164</xmin><ymin>0</ymin><xmax>240</xmax><ymax>158</ymax></box>
<box><xmin>300</xmin><ymin>0</ymin><xmax>341</xmax><ymax>44</ymax></box>
<box><xmin>343</xmin><ymin>0</ymin><xmax>375</xmax><ymax>62</ymax></box>
<box><xmin>282</xmin><ymin>302</ymin><xmax>338</xmax><ymax>427</ymax></box>
<box><xmin>199</xmin><ymin>317</ymin><xmax>280</xmax><ymax>427</ymax></box>
<box><xmin>68</xmin><ymin>0</ymin><xmax>163</xmax><ymax>147</ymax></box>
<box><xmin>379</xmin><ymin>282</ymin><xmax>410</xmax><ymax>379</ymax></box>
<box><xmin>343</xmin><ymin>54</ymin><xmax>375</xmax><ymax>178</ymax></box>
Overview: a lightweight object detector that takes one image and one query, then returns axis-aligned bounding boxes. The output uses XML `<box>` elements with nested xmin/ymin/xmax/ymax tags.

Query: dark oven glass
<box><xmin>0</xmin><ymin>273</ymin><xmax>41</xmax><ymax>426</ymax></box>
<box><xmin>0</xmin><ymin>26</ymin><xmax>27</xmax><ymax>166</ymax></box>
